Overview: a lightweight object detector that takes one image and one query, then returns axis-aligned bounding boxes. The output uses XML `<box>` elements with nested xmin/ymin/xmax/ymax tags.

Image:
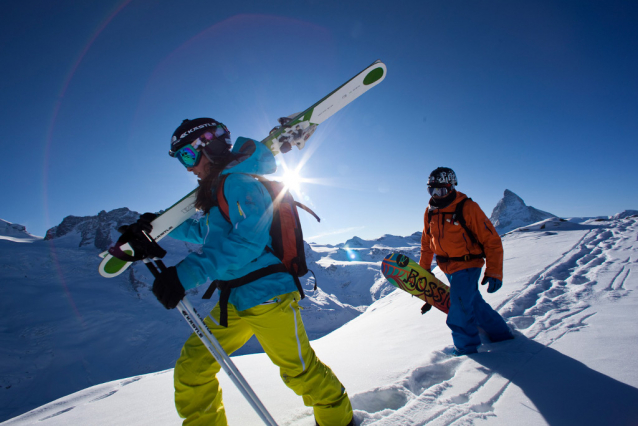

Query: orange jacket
<box><xmin>419</xmin><ymin>191</ymin><xmax>503</xmax><ymax>280</ymax></box>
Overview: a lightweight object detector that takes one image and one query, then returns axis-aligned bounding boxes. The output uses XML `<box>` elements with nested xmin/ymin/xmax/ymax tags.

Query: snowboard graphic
<box><xmin>381</xmin><ymin>253</ymin><xmax>451</xmax><ymax>314</ymax></box>
<box><xmin>99</xmin><ymin>60</ymin><xmax>387</xmax><ymax>278</ymax></box>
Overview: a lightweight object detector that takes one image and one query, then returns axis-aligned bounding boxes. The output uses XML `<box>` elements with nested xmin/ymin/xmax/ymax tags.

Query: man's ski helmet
<box><xmin>427</xmin><ymin>167</ymin><xmax>457</xmax><ymax>197</ymax></box>
<box><xmin>428</xmin><ymin>167</ymin><xmax>458</xmax><ymax>186</ymax></box>
<box><xmin>169</xmin><ymin>118</ymin><xmax>232</xmax><ymax>166</ymax></box>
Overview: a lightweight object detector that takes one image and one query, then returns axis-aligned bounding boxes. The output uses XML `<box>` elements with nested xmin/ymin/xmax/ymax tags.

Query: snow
<box><xmin>2</xmin><ymin>214</ymin><xmax>637</xmax><ymax>425</ymax></box>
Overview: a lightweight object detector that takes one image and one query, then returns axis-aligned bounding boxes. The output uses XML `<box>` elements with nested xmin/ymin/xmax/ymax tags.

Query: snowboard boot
<box><xmin>489</xmin><ymin>331</ymin><xmax>515</xmax><ymax>343</ymax></box>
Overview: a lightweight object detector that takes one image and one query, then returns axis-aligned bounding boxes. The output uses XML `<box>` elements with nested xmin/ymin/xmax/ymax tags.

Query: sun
<box><xmin>282</xmin><ymin>168</ymin><xmax>302</xmax><ymax>193</ymax></box>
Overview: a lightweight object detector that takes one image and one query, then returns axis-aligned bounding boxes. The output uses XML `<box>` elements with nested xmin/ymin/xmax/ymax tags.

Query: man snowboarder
<box><xmin>419</xmin><ymin>167</ymin><xmax>513</xmax><ymax>356</ymax></box>
<box><xmin>127</xmin><ymin>118</ymin><xmax>354</xmax><ymax>425</ymax></box>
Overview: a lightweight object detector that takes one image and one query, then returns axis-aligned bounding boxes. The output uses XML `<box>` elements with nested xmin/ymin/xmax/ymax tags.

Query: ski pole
<box><xmin>144</xmin><ymin>259</ymin><xmax>278</xmax><ymax>426</ymax></box>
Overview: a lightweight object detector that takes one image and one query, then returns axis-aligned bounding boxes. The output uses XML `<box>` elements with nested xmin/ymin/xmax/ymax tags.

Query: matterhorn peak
<box><xmin>490</xmin><ymin>189</ymin><xmax>555</xmax><ymax>234</ymax></box>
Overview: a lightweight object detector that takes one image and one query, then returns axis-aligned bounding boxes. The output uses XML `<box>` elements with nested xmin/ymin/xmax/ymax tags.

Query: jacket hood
<box><xmin>222</xmin><ymin>137</ymin><xmax>277</xmax><ymax>176</ymax></box>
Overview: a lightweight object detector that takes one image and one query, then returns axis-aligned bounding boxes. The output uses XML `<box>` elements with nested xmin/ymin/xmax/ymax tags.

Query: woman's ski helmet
<box><xmin>169</xmin><ymin>118</ymin><xmax>232</xmax><ymax>165</ymax></box>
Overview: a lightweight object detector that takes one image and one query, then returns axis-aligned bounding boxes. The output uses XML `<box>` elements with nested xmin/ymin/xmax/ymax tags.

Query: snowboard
<box><xmin>381</xmin><ymin>253</ymin><xmax>451</xmax><ymax>314</ymax></box>
<box><xmin>98</xmin><ymin>60</ymin><xmax>387</xmax><ymax>278</ymax></box>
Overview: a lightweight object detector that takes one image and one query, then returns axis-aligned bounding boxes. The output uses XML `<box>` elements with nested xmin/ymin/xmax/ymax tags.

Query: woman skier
<box><xmin>134</xmin><ymin>118</ymin><xmax>354</xmax><ymax>425</ymax></box>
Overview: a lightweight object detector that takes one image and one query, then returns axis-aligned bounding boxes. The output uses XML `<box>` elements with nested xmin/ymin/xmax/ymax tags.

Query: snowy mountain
<box><xmin>3</xmin><ymin>213</ymin><xmax>638</xmax><ymax>426</ymax></box>
<box><xmin>43</xmin><ymin>208</ymin><xmax>141</xmax><ymax>251</ymax></box>
<box><xmin>0</xmin><ymin>219</ymin><xmax>41</xmax><ymax>243</ymax></box>
<box><xmin>489</xmin><ymin>189</ymin><xmax>556</xmax><ymax>234</ymax></box>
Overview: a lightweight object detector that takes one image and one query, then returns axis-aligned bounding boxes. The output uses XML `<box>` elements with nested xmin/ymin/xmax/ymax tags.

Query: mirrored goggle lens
<box><xmin>428</xmin><ymin>186</ymin><xmax>450</xmax><ymax>197</ymax></box>
<box><xmin>175</xmin><ymin>145</ymin><xmax>202</xmax><ymax>168</ymax></box>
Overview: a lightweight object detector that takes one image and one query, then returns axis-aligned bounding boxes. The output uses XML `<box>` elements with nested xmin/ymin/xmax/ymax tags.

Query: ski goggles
<box><xmin>427</xmin><ymin>184</ymin><xmax>453</xmax><ymax>197</ymax></box>
<box><xmin>171</xmin><ymin>132</ymin><xmax>215</xmax><ymax>168</ymax></box>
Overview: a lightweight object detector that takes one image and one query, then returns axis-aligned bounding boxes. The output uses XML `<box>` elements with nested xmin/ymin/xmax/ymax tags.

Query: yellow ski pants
<box><xmin>174</xmin><ymin>291</ymin><xmax>353</xmax><ymax>426</ymax></box>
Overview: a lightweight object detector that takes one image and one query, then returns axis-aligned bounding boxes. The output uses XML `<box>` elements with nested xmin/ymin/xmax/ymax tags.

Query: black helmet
<box><xmin>428</xmin><ymin>167</ymin><xmax>458</xmax><ymax>186</ymax></box>
<box><xmin>169</xmin><ymin>118</ymin><xmax>232</xmax><ymax>164</ymax></box>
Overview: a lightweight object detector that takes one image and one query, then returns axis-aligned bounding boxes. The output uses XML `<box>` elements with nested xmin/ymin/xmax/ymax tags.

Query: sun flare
<box><xmin>282</xmin><ymin>168</ymin><xmax>302</xmax><ymax>193</ymax></box>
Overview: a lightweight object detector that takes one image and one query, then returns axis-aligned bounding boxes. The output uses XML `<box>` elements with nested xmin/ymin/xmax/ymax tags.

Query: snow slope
<box><xmin>4</xmin><ymin>215</ymin><xmax>637</xmax><ymax>425</ymax></box>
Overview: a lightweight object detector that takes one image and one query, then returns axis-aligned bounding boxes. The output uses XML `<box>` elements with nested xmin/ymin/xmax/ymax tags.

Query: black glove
<box><xmin>152</xmin><ymin>266</ymin><xmax>186</xmax><ymax>309</ymax></box>
<box><xmin>481</xmin><ymin>276</ymin><xmax>503</xmax><ymax>293</ymax></box>
<box><xmin>421</xmin><ymin>302</ymin><xmax>432</xmax><ymax>315</ymax></box>
<box><xmin>117</xmin><ymin>212</ymin><xmax>157</xmax><ymax>238</ymax></box>
<box><xmin>110</xmin><ymin>213</ymin><xmax>164</xmax><ymax>262</ymax></box>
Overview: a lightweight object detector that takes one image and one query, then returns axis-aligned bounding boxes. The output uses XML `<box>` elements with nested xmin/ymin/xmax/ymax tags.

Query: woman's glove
<box><xmin>152</xmin><ymin>266</ymin><xmax>186</xmax><ymax>309</ymax></box>
<box><xmin>117</xmin><ymin>212</ymin><xmax>157</xmax><ymax>237</ymax></box>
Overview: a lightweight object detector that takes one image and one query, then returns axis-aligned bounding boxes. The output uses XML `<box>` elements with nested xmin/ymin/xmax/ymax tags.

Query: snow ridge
<box><xmin>0</xmin><ymin>219</ymin><xmax>41</xmax><ymax>242</ymax></box>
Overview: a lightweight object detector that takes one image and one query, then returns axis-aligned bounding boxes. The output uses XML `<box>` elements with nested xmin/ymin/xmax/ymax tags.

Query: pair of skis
<box><xmin>101</xmin><ymin>60</ymin><xmax>387</xmax><ymax>425</ymax></box>
<box><xmin>98</xmin><ymin>59</ymin><xmax>387</xmax><ymax>279</ymax></box>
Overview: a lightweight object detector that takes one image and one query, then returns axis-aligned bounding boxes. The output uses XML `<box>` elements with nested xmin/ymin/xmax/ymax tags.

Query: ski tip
<box><xmin>363</xmin><ymin>62</ymin><xmax>386</xmax><ymax>86</ymax></box>
<box><xmin>98</xmin><ymin>252</ymin><xmax>133</xmax><ymax>278</ymax></box>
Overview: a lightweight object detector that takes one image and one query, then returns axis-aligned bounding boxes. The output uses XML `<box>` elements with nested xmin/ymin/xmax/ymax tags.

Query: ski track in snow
<box><xmin>352</xmin><ymin>218</ymin><xmax>638</xmax><ymax>426</ymax></box>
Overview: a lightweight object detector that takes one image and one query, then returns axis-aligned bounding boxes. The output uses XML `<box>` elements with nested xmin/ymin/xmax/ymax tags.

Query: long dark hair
<box><xmin>194</xmin><ymin>156</ymin><xmax>232</xmax><ymax>213</ymax></box>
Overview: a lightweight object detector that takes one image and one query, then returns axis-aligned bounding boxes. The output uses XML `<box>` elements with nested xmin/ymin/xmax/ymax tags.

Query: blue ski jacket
<box><xmin>168</xmin><ymin>137</ymin><xmax>297</xmax><ymax>312</ymax></box>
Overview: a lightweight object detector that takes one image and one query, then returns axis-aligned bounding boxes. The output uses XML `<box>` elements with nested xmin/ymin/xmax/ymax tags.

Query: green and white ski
<box><xmin>98</xmin><ymin>60</ymin><xmax>387</xmax><ymax>278</ymax></box>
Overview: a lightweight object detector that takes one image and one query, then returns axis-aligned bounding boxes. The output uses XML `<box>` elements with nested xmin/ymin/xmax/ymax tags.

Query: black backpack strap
<box><xmin>295</xmin><ymin>201</ymin><xmax>320</xmax><ymax>222</ymax></box>
<box><xmin>202</xmin><ymin>263</ymin><xmax>289</xmax><ymax>327</ymax></box>
<box><xmin>290</xmin><ymin>258</ymin><xmax>306</xmax><ymax>299</ymax></box>
<box><xmin>426</xmin><ymin>208</ymin><xmax>434</xmax><ymax>235</ymax></box>
<box><xmin>436</xmin><ymin>253</ymin><xmax>485</xmax><ymax>263</ymax></box>
<box><xmin>453</xmin><ymin>198</ymin><xmax>485</xmax><ymax>255</ymax></box>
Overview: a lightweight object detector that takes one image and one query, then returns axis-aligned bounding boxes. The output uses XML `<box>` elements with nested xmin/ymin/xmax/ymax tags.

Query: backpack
<box><xmin>202</xmin><ymin>173</ymin><xmax>319</xmax><ymax>326</ymax></box>
<box><xmin>426</xmin><ymin>197</ymin><xmax>485</xmax><ymax>263</ymax></box>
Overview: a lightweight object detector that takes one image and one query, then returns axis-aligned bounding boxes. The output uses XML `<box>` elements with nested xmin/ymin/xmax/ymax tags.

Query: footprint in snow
<box><xmin>89</xmin><ymin>390</ymin><xmax>118</xmax><ymax>402</ymax></box>
<box><xmin>351</xmin><ymin>386</ymin><xmax>411</xmax><ymax>413</ymax></box>
<box><xmin>408</xmin><ymin>357</ymin><xmax>463</xmax><ymax>395</ymax></box>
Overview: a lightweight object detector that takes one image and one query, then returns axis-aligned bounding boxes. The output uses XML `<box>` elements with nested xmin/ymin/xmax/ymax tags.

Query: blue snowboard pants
<box><xmin>446</xmin><ymin>267</ymin><xmax>511</xmax><ymax>353</ymax></box>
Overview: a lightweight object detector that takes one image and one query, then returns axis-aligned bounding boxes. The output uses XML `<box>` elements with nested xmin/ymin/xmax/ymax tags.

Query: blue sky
<box><xmin>1</xmin><ymin>1</ymin><xmax>637</xmax><ymax>244</ymax></box>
